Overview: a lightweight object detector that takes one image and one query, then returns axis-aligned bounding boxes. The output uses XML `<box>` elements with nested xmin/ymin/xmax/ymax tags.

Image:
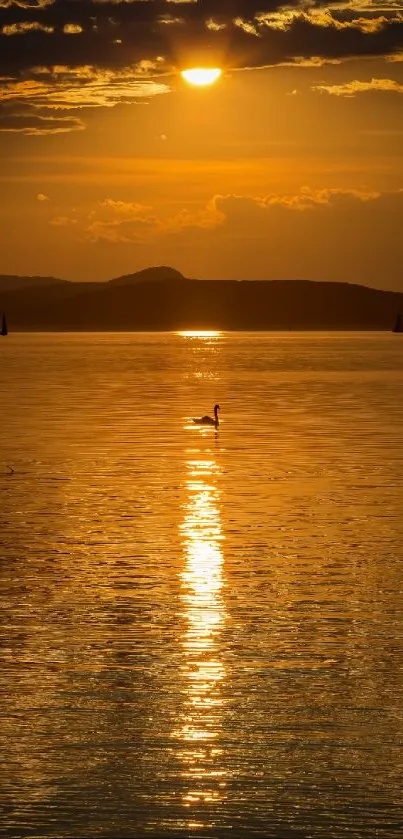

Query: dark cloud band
<box><xmin>1</xmin><ymin>1</ymin><xmax>403</xmax><ymax>75</ymax></box>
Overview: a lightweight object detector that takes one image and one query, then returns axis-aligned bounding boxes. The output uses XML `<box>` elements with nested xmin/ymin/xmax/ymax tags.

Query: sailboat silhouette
<box><xmin>0</xmin><ymin>312</ymin><xmax>7</xmax><ymax>336</ymax></box>
<box><xmin>392</xmin><ymin>313</ymin><xmax>402</xmax><ymax>334</ymax></box>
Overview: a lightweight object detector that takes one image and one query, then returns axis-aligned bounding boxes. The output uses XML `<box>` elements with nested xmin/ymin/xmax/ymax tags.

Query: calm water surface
<box><xmin>1</xmin><ymin>332</ymin><xmax>402</xmax><ymax>838</ymax></box>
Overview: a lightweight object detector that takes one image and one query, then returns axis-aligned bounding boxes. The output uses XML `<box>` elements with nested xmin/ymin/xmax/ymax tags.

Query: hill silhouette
<box><xmin>0</xmin><ymin>267</ymin><xmax>402</xmax><ymax>331</ymax></box>
<box><xmin>108</xmin><ymin>266</ymin><xmax>186</xmax><ymax>285</ymax></box>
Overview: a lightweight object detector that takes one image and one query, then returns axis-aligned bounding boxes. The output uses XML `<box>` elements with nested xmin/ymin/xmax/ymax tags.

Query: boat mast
<box><xmin>392</xmin><ymin>313</ymin><xmax>402</xmax><ymax>333</ymax></box>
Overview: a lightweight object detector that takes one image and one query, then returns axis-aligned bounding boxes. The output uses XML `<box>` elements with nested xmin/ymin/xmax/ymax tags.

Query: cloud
<box><xmin>0</xmin><ymin>106</ymin><xmax>85</xmax><ymax>133</ymax></box>
<box><xmin>2</xmin><ymin>21</ymin><xmax>54</xmax><ymax>34</ymax></box>
<box><xmin>0</xmin><ymin>2</ymin><xmax>54</xmax><ymax>7</ymax></box>
<box><xmin>63</xmin><ymin>23</ymin><xmax>83</xmax><ymax>35</ymax></box>
<box><xmin>85</xmin><ymin>199</ymin><xmax>162</xmax><ymax>243</ymax></box>
<box><xmin>255</xmin><ymin>8</ymin><xmax>393</xmax><ymax>34</ymax></box>
<box><xmin>82</xmin><ymin>197</ymin><xmax>225</xmax><ymax>243</ymax></box>
<box><xmin>50</xmin><ymin>186</ymin><xmax>389</xmax><ymax>245</ymax></box>
<box><xmin>278</xmin><ymin>55</ymin><xmax>342</xmax><ymax>66</ymax></box>
<box><xmin>313</xmin><ymin>77</ymin><xmax>403</xmax><ymax>95</ymax></box>
<box><xmin>0</xmin><ymin>66</ymin><xmax>169</xmax><ymax>110</ymax></box>
<box><xmin>211</xmin><ymin>187</ymin><xmax>381</xmax><ymax>219</ymax></box>
<box><xmin>36</xmin><ymin>192</ymin><xmax>49</xmax><ymax>200</ymax></box>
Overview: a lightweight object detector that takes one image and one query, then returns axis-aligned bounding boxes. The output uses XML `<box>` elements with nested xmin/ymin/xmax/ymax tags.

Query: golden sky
<box><xmin>1</xmin><ymin>0</ymin><xmax>403</xmax><ymax>290</ymax></box>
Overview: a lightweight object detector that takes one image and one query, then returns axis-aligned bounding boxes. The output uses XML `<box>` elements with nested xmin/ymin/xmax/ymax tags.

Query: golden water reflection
<box><xmin>176</xmin><ymin>331</ymin><xmax>222</xmax><ymax>338</ymax></box>
<box><xmin>175</xmin><ymin>453</ymin><xmax>227</xmax><ymax>814</ymax></box>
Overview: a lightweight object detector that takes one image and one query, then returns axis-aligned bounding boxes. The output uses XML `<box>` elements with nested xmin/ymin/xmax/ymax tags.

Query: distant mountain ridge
<box><xmin>0</xmin><ymin>266</ymin><xmax>402</xmax><ymax>330</ymax></box>
<box><xmin>0</xmin><ymin>274</ymin><xmax>67</xmax><ymax>293</ymax></box>
<box><xmin>0</xmin><ymin>266</ymin><xmax>184</xmax><ymax>292</ymax></box>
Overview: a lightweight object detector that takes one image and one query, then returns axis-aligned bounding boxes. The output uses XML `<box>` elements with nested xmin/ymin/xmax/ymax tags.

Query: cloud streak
<box><xmin>313</xmin><ymin>76</ymin><xmax>403</xmax><ymax>94</ymax></box>
<box><xmin>0</xmin><ymin>107</ymin><xmax>85</xmax><ymax>133</ymax></box>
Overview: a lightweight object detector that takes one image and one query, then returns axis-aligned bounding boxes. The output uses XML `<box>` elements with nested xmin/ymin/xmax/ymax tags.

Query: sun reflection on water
<box><xmin>176</xmin><ymin>331</ymin><xmax>222</xmax><ymax>338</ymax></box>
<box><xmin>174</xmin><ymin>453</ymin><xmax>227</xmax><ymax>818</ymax></box>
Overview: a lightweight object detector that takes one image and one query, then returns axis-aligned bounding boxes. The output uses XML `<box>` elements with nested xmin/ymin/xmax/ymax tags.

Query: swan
<box><xmin>193</xmin><ymin>404</ymin><xmax>220</xmax><ymax>428</ymax></box>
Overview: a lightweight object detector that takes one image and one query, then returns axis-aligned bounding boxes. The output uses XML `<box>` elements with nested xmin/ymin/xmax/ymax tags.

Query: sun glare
<box><xmin>181</xmin><ymin>68</ymin><xmax>222</xmax><ymax>87</ymax></box>
<box><xmin>177</xmin><ymin>330</ymin><xmax>222</xmax><ymax>338</ymax></box>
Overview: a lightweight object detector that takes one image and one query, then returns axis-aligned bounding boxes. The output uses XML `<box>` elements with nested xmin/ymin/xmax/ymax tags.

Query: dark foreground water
<box><xmin>0</xmin><ymin>332</ymin><xmax>402</xmax><ymax>838</ymax></box>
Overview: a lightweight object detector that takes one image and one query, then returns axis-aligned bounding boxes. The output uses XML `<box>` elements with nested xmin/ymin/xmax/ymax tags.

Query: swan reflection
<box><xmin>175</xmin><ymin>454</ymin><xmax>227</xmax><ymax>814</ymax></box>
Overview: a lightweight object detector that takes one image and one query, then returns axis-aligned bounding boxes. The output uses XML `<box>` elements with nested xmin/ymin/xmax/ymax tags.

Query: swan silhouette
<box><xmin>193</xmin><ymin>404</ymin><xmax>220</xmax><ymax>428</ymax></box>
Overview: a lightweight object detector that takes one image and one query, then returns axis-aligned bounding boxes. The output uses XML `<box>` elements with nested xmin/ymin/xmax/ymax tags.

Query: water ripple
<box><xmin>0</xmin><ymin>332</ymin><xmax>402</xmax><ymax>838</ymax></box>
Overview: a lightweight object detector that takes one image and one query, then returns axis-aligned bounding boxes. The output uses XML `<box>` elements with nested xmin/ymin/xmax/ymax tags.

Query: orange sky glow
<box><xmin>1</xmin><ymin>0</ymin><xmax>403</xmax><ymax>291</ymax></box>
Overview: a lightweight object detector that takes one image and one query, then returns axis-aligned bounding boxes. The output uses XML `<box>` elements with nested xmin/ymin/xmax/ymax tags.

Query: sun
<box><xmin>181</xmin><ymin>68</ymin><xmax>222</xmax><ymax>87</ymax></box>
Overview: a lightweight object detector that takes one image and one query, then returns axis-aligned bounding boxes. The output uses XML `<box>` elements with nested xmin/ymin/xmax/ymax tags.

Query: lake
<box><xmin>1</xmin><ymin>332</ymin><xmax>402</xmax><ymax>838</ymax></box>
